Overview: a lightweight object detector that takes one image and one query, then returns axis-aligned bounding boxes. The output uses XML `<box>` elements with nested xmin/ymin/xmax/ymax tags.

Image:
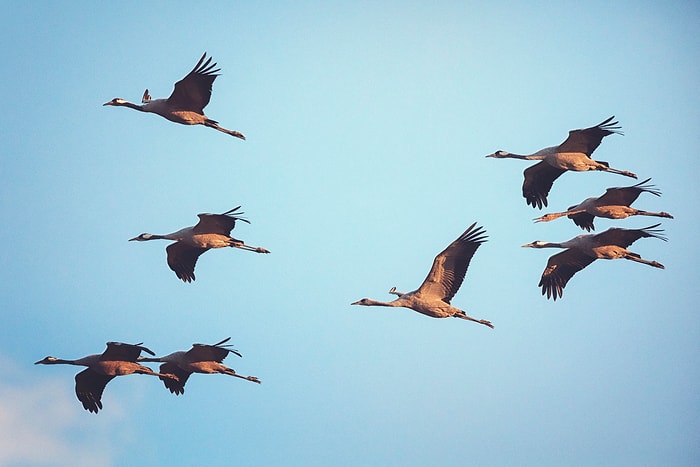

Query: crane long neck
<box><xmin>140</xmin><ymin>351</ymin><xmax>185</xmax><ymax>363</ymax></box>
<box><xmin>143</xmin><ymin>233</ymin><xmax>180</xmax><ymax>241</ymax></box>
<box><xmin>536</xmin><ymin>210</ymin><xmax>583</xmax><ymax>222</ymax></box>
<box><xmin>508</xmin><ymin>153</ymin><xmax>542</xmax><ymax>160</ymax></box>
<box><xmin>538</xmin><ymin>242</ymin><xmax>568</xmax><ymax>249</ymax></box>
<box><xmin>47</xmin><ymin>356</ymin><xmax>96</xmax><ymax>366</ymax></box>
<box><xmin>47</xmin><ymin>358</ymin><xmax>78</xmax><ymax>365</ymax></box>
<box><xmin>138</xmin><ymin>356</ymin><xmax>162</xmax><ymax>363</ymax></box>
<box><xmin>365</xmin><ymin>298</ymin><xmax>403</xmax><ymax>307</ymax></box>
<box><xmin>122</xmin><ymin>101</ymin><xmax>146</xmax><ymax>112</ymax></box>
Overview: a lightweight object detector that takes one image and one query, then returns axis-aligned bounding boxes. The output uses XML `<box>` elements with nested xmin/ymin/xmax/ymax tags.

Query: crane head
<box><xmin>34</xmin><ymin>356</ymin><xmax>58</xmax><ymax>364</ymax></box>
<box><xmin>129</xmin><ymin>233</ymin><xmax>153</xmax><ymax>241</ymax></box>
<box><xmin>351</xmin><ymin>299</ymin><xmax>371</xmax><ymax>306</ymax></box>
<box><xmin>103</xmin><ymin>98</ymin><xmax>128</xmax><ymax>106</ymax></box>
<box><xmin>485</xmin><ymin>150</ymin><xmax>510</xmax><ymax>158</ymax></box>
<box><xmin>521</xmin><ymin>241</ymin><xmax>548</xmax><ymax>248</ymax></box>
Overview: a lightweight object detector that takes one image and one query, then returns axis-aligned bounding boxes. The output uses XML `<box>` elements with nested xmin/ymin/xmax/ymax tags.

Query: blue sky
<box><xmin>1</xmin><ymin>2</ymin><xmax>698</xmax><ymax>466</ymax></box>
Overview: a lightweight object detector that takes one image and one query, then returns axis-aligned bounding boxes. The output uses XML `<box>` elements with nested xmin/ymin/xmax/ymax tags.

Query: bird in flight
<box><xmin>35</xmin><ymin>341</ymin><xmax>178</xmax><ymax>413</ymax></box>
<box><xmin>104</xmin><ymin>52</ymin><xmax>245</xmax><ymax>139</ymax></box>
<box><xmin>486</xmin><ymin>116</ymin><xmax>635</xmax><ymax>208</ymax></box>
<box><xmin>352</xmin><ymin>223</ymin><xmax>493</xmax><ymax>328</ymax></box>
<box><xmin>130</xmin><ymin>206</ymin><xmax>270</xmax><ymax>282</ymax></box>
<box><xmin>522</xmin><ymin>224</ymin><xmax>666</xmax><ymax>300</ymax></box>
<box><xmin>533</xmin><ymin>178</ymin><xmax>673</xmax><ymax>231</ymax></box>
<box><xmin>139</xmin><ymin>337</ymin><xmax>261</xmax><ymax>395</ymax></box>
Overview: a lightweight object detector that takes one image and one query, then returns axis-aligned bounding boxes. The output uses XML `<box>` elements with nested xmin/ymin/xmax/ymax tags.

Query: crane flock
<box><xmin>35</xmin><ymin>53</ymin><xmax>673</xmax><ymax>413</ymax></box>
<box><xmin>36</xmin><ymin>339</ymin><xmax>257</xmax><ymax>412</ymax></box>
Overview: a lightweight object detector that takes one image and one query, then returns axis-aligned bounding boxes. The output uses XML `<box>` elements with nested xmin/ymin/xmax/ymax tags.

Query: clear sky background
<box><xmin>1</xmin><ymin>2</ymin><xmax>698</xmax><ymax>466</ymax></box>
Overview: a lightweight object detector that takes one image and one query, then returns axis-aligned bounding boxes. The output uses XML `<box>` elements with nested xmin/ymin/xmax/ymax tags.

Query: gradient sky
<box><xmin>1</xmin><ymin>2</ymin><xmax>698</xmax><ymax>466</ymax></box>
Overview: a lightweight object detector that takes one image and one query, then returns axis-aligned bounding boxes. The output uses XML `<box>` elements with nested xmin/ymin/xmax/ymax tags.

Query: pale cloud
<box><xmin>0</xmin><ymin>355</ymin><xmax>119</xmax><ymax>467</ymax></box>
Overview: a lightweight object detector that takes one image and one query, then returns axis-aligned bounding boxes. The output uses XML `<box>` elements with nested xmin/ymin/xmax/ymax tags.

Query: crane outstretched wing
<box><xmin>75</xmin><ymin>369</ymin><xmax>114</xmax><ymax>413</ymax></box>
<box><xmin>595</xmin><ymin>178</ymin><xmax>659</xmax><ymax>206</ymax></box>
<box><xmin>416</xmin><ymin>223</ymin><xmax>487</xmax><ymax>303</ymax></box>
<box><xmin>166</xmin><ymin>243</ymin><xmax>208</xmax><ymax>283</ymax></box>
<box><xmin>558</xmin><ymin>116</ymin><xmax>622</xmax><ymax>155</ymax></box>
<box><xmin>593</xmin><ymin>224</ymin><xmax>666</xmax><ymax>248</ymax></box>
<box><xmin>102</xmin><ymin>342</ymin><xmax>154</xmax><ymax>361</ymax></box>
<box><xmin>523</xmin><ymin>161</ymin><xmax>566</xmax><ymax>209</ymax></box>
<box><xmin>568</xmin><ymin>212</ymin><xmax>596</xmax><ymax>231</ymax></box>
<box><xmin>188</xmin><ymin>340</ymin><xmax>242</xmax><ymax>363</ymax></box>
<box><xmin>538</xmin><ymin>249</ymin><xmax>596</xmax><ymax>301</ymax></box>
<box><xmin>159</xmin><ymin>362</ymin><xmax>191</xmax><ymax>395</ymax></box>
<box><xmin>167</xmin><ymin>52</ymin><xmax>220</xmax><ymax>113</ymax></box>
<box><xmin>193</xmin><ymin>206</ymin><xmax>250</xmax><ymax>235</ymax></box>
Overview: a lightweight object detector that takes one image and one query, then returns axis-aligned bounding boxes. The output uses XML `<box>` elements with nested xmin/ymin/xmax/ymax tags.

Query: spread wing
<box><xmin>595</xmin><ymin>178</ymin><xmax>658</xmax><ymax>206</ymax></box>
<box><xmin>538</xmin><ymin>249</ymin><xmax>597</xmax><ymax>301</ymax></box>
<box><xmin>159</xmin><ymin>362</ymin><xmax>191</xmax><ymax>395</ymax></box>
<box><xmin>557</xmin><ymin>116</ymin><xmax>622</xmax><ymax>155</ymax></box>
<box><xmin>592</xmin><ymin>224</ymin><xmax>667</xmax><ymax>248</ymax></box>
<box><xmin>416</xmin><ymin>223</ymin><xmax>487</xmax><ymax>303</ymax></box>
<box><xmin>193</xmin><ymin>206</ymin><xmax>250</xmax><ymax>235</ymax></box>
<box><xmin>187</xmin><ymin>340</ymin><xmax>242</xmax><ymax>363</ymax></box>
<box><xmin>523</xmin><ymin>161</ymin><xmax>566</xmax><ymax>209</ymax></box>
<box><xmin>167</xmin><ymin>53</ymin><xmax>220</xmax><ymax>113</ymax></box>
<box><xmin>102</xmin><ymin>342</ymin><xmax>154</xmax><ymax>361</ymax></box>
<box><xmin>75</xmin><ymin>369</ymin><xmax>115</xmax><ymax>413</ymax></box>
<box><xmin>166</xmin><ymin>242</ymin><xmax>208</xmax><ymax>283</ymax></box>
<box><xmin>569</xmin><ymin>212</ymin><xmax>596</xmax><ymax>231</ymax></box>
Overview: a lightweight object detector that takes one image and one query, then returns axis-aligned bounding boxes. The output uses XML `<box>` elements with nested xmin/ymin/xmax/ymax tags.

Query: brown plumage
<box><xmin>139</xmin><ymin>337</ymin><xmax>261</xmax><ymax>395</ymax></box>
<box><xmin>351</xmin><ymin>223</ymin><xmax>493</xmax><ymax>328</ymax></box>
<box><xmin>129</xmin><ymin>206</ymin><xmax>270</xmax><ymax>282</ymax></box>
<box><xmin>486</xmin><ymin>116</ymin><xmax>635</xmax><ymax>208</ymax></box>
<box><xmin>103</xmin><ymin>52</ymin><xmax>245</xmax><ymax>139</ymax></box>
<box><xmin>522</xmin><ymin>224</ymin><xmax>667</xmax><ymax>301</ymax></box>
<box><xmin>533</xmin><ymin>178</ymin><xmax>674</xmax><ymax>231</ymax></box>
<box><xmin>35</xmin><ymin>342</ymin><xmax>178</xmax><ymax>413</ymax></box>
